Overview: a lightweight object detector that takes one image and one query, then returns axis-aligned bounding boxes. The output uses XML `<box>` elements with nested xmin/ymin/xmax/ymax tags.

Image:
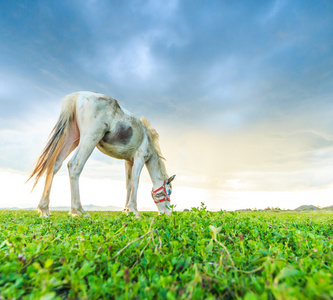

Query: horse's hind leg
<box><xmin>37</xmin><ymin>165</ymin><xmax>59</xmax><ymax>217</ymax></box>
<box><xmin>67</xmin><ymin>129</ymin><xmax>105</xmax><ymax>217</ymax></box>
<box><xmin>37</xmin><ymin>124</ymin><xmax>79</xmax><ymax>217</ymax></box>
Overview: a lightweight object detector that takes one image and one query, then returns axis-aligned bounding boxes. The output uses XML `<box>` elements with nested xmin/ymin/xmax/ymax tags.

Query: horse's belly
<box><xmin>97</xmin><ymin>121</ymin><xmax>137</xmax><ymax>160</ymax></box>
<box><xmin>97</xmin><ymin>142</ymin><xmax>135</xmax><ymax>160</ymax></box>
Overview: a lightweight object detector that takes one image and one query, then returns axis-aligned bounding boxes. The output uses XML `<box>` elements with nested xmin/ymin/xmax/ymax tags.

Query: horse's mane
<box><xmin>141</xmin><ymin>117</ymin><xmax>166</xmax><ymax>161</ymax></box>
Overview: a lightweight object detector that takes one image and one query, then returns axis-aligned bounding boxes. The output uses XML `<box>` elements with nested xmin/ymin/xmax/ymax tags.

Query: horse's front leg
<box><xmin>126</xmin><ymin>158</ymin><xmax>145</xmax><ymax>217</ymax></box>
<box><xmin>123</xmin><ymin>161</ymin><xmax>133</xmax><ymax>213</ymax></box>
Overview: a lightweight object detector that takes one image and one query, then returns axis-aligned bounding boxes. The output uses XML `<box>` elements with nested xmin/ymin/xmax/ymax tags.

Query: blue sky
<box><xmin>1</xmin><ymin>0</ymin><xmax>333</xmax><ymax>209</ymax></box>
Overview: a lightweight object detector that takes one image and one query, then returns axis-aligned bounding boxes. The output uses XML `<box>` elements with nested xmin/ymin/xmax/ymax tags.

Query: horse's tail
<box><xmin>27</xmin><ymin>94</ymin><xmax>78</xmax><ymax>189</ymax></box>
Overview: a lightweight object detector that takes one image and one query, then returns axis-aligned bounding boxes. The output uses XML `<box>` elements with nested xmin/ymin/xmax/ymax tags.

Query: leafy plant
<box><xmin>0</xmin><ymin>209</ymin><xmax>332</xmax><ymax>299</ymax></box>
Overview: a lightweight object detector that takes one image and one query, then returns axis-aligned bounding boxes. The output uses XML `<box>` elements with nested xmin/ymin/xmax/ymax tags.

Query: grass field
<box><xmin>1</xmin><ymin>204</ymin><xmax>333</xmax><ymax>299</ymax></box>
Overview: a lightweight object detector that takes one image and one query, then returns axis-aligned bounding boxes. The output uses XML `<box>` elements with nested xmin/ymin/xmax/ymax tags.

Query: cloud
<box><xmin>260</xmin><ymin>0</ymin><xmax>287</xmax><ymax>23</ymax></box>
<box><xmin>158</xmin><ymin>126</ymin><xmax>333</xmax><ymax>193</ymax></box>
<box><xmin>1</xmin><ymin>0</ymin><xmax>333</xmax><ymax>202</ymax></box>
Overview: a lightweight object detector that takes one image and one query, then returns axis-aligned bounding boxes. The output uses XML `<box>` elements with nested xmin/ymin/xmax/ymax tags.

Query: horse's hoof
<box><xmin>69</xmin><ymin>210</ymin><xmax>81</xmax><ymax>217</ymax></box>
<box><xmin>38</xmin><ymin>210</ymin><xmax>50</xmax><ymax>218</ymax></box>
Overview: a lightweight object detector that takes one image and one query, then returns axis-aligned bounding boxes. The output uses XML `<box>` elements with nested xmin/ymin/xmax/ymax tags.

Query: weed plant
<box><xmin>0</xmin><ymin>203</ymin><xmax>333</xmax><ymax>299</ymax></box>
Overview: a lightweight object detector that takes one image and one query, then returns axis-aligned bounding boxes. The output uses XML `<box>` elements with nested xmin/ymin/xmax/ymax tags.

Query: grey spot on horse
<box><xmin>103</xmin><ymin>122</ymin><xmax>133</xmax><ymax>145</ymax></box>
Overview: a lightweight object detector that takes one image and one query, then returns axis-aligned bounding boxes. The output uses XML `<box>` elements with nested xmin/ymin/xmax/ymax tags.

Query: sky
<box><xmin>1</xmin><ymin>0</ymin><xmax>333</xmax><ymax>211</ymax></box>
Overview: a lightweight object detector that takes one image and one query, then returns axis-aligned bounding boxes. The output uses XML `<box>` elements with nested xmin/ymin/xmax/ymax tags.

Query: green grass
<box><xmin>1</xmin><ymin>204</ymin><xmax>333</xmax><ymax>299</ymax></box>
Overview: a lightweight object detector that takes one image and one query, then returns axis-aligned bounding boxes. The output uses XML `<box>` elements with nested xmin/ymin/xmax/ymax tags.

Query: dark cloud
<box><xmin>1</xmin><ymin>0</ymin><xmax>333</xmax><ymax>193</ymax></box>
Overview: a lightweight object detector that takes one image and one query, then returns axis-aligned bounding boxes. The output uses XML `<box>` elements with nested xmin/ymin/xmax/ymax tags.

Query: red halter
<box><xmin>151</xmin><ymin>180</ymin><xmax>171</xmax><ymax>203</ymax></box>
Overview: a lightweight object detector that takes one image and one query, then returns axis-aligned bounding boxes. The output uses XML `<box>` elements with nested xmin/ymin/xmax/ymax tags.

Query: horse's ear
<box><xmin>167</xmin><ymin>175</ymin><xmax>176</xmax><ymax>184</ymax></box>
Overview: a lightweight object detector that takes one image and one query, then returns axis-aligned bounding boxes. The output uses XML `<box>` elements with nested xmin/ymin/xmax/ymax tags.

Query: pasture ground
<box><xmin>0</xmin><ymin>205</ymin><xmax>333</xmax><ymax>299</ymax></box>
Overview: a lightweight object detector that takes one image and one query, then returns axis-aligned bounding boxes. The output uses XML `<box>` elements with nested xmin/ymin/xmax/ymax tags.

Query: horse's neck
<box><xmin>146</xmin><ymin>152</ymin><xmax>168</xmax><ymax>189</ymax></box>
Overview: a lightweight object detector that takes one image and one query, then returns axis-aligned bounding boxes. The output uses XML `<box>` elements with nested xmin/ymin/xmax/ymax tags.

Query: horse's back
<box><xmin>73</xmin><ymin>91</ymin><xmax>120</xmax><ymax>128</ymax></box>
<box><xmin>65</xmin><ymin>91</ymin><xmax>147</xmax><ymax>161</ymax></box>
<box><xmin>75</xmin><ymin>91</ymin><xmax>120</xmax><ymax>110</ymax></box>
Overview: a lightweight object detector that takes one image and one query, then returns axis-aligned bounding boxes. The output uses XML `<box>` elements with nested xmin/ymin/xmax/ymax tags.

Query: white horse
<box><xmin>28</xmin><ymin>91</ymin><xmax>175</xmax><ymax>217</ymax></box>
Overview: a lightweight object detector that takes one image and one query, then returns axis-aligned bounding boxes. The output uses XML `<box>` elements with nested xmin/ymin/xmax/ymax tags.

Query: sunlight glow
<box><xmin>1</xmin><ymin>169</ymin><xmax>333</xmax><ymax>212</ymax></box>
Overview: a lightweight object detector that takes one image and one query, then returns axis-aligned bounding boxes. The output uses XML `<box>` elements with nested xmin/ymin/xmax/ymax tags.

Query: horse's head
<box><xmin>151</xmin><ymin>175</ymin><xmax>176</xmax><ymax>215</ymax></box>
